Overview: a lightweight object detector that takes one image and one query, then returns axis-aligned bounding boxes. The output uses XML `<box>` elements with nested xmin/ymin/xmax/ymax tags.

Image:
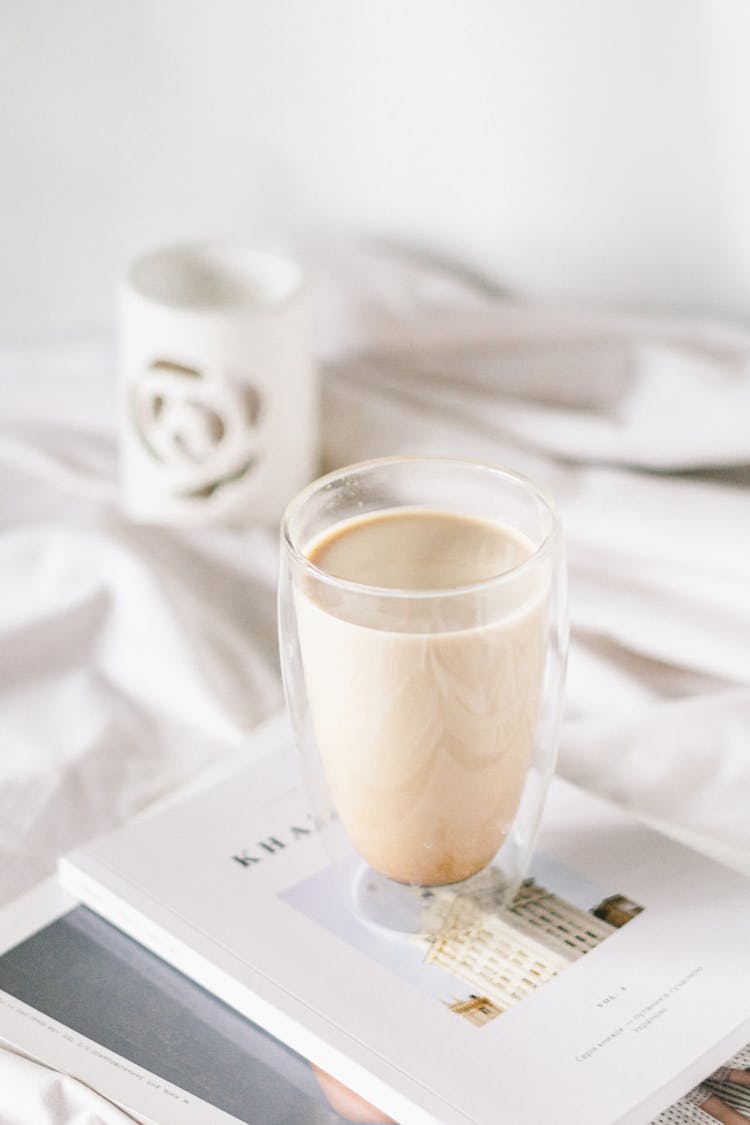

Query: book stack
<box><xmin>1</xmin><ymin>713</ymin><xmax>750</xmax><ymax>1125</ymax></box>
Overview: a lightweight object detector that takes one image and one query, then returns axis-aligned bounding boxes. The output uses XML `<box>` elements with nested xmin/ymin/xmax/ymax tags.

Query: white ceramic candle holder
<box><xmin>118</xmin><ymin>243</ymin><xmax>317</xmax><ymax>526</ymax></box>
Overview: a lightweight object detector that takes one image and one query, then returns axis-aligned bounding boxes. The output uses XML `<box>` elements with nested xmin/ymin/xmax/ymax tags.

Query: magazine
<box><xmin>58</xmin><ymin>713</ymin><xmax>750</xmax><ymax>1125</ymax></box>
<box><xmin>1</xmin><ymin>887</ymin><xmax>749</xmax><ymax>1125</ymax></box>
<box><xmin>0</xmin><ymin>879</ymin><xmax>349</xmax><ymax>1124</ymax></box>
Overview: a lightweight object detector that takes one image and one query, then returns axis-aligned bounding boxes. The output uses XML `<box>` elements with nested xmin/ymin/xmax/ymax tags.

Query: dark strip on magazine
<box><xmin>0</xmin><ymin>904</ymin><xmax>348</xmax><ymax>1124</ymax></box>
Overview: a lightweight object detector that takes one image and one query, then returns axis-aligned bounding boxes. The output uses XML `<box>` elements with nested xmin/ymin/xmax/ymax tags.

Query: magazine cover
<box><xmin>59</xmin><ymin>714</ymin><xmax>750</xmax><ymax>1125</ymax></box>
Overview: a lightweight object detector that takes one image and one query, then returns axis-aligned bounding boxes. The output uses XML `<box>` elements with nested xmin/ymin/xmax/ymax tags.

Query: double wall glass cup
<box><xmin>278</xmin><ymin>456</ymin><xmax>567</xmax><ymax>933</ymax></box>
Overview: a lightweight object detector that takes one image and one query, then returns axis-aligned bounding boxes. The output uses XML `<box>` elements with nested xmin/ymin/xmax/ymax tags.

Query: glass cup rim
<box><xmin>281</xmin><ymin>455</ymin><xmax>562</xmax><ymax>601</ymax></box>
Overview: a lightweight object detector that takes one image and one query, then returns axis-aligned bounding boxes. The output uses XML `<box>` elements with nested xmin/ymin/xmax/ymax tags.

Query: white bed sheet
<box><xmin>1</xmin><ymin>247</ymin><xmax>749</xmax><ymax>1123</ymax></box>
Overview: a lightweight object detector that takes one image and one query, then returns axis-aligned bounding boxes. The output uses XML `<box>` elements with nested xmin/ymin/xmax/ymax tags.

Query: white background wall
<box><xmin>3</xmin><ymin>0</ymin><xmax>750</xmax><ymax>338</ymax></box>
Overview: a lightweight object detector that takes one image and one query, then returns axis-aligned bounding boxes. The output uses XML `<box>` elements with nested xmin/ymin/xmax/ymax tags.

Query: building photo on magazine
<box><xmin>279</xmin><ymin>842</ymin><xmax>645</xmax><ymax>1031</ymax></box>
<box><xmin>3</xmin><ymin>4</ymin><xmax>750</xmax><ymax>1125</ymax></box>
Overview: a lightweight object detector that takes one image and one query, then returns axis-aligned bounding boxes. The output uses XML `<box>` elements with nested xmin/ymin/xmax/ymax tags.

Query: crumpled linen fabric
<box><xmin>0</xmin><ymin>247</ymin><xmax>749</xmax><ymax>1122</ymax></box>
<box><xmin>0</xmin><ymin>1048</ymin><xmax>140</xmax><ymax>1125</ymax></box>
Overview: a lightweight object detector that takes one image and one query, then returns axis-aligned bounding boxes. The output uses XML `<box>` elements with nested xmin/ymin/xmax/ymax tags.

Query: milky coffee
<box><xmin>296</xmin><ymin>508</ymin><xmax>547</xmax><ymax>886</ymax></box>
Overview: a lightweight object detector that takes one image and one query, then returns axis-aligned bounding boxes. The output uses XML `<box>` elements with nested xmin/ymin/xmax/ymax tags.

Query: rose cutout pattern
<box><xmin>132</xmin><ymin>359</ymin><xmax>263</xmax><ymax>499</ymax></box>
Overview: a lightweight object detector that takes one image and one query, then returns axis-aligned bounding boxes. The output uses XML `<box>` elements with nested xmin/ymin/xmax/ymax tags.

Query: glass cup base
<box><xmin>351</xmin><ymin>861</ymin><xmax>518</xmax><ymax>937</ymax></box>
